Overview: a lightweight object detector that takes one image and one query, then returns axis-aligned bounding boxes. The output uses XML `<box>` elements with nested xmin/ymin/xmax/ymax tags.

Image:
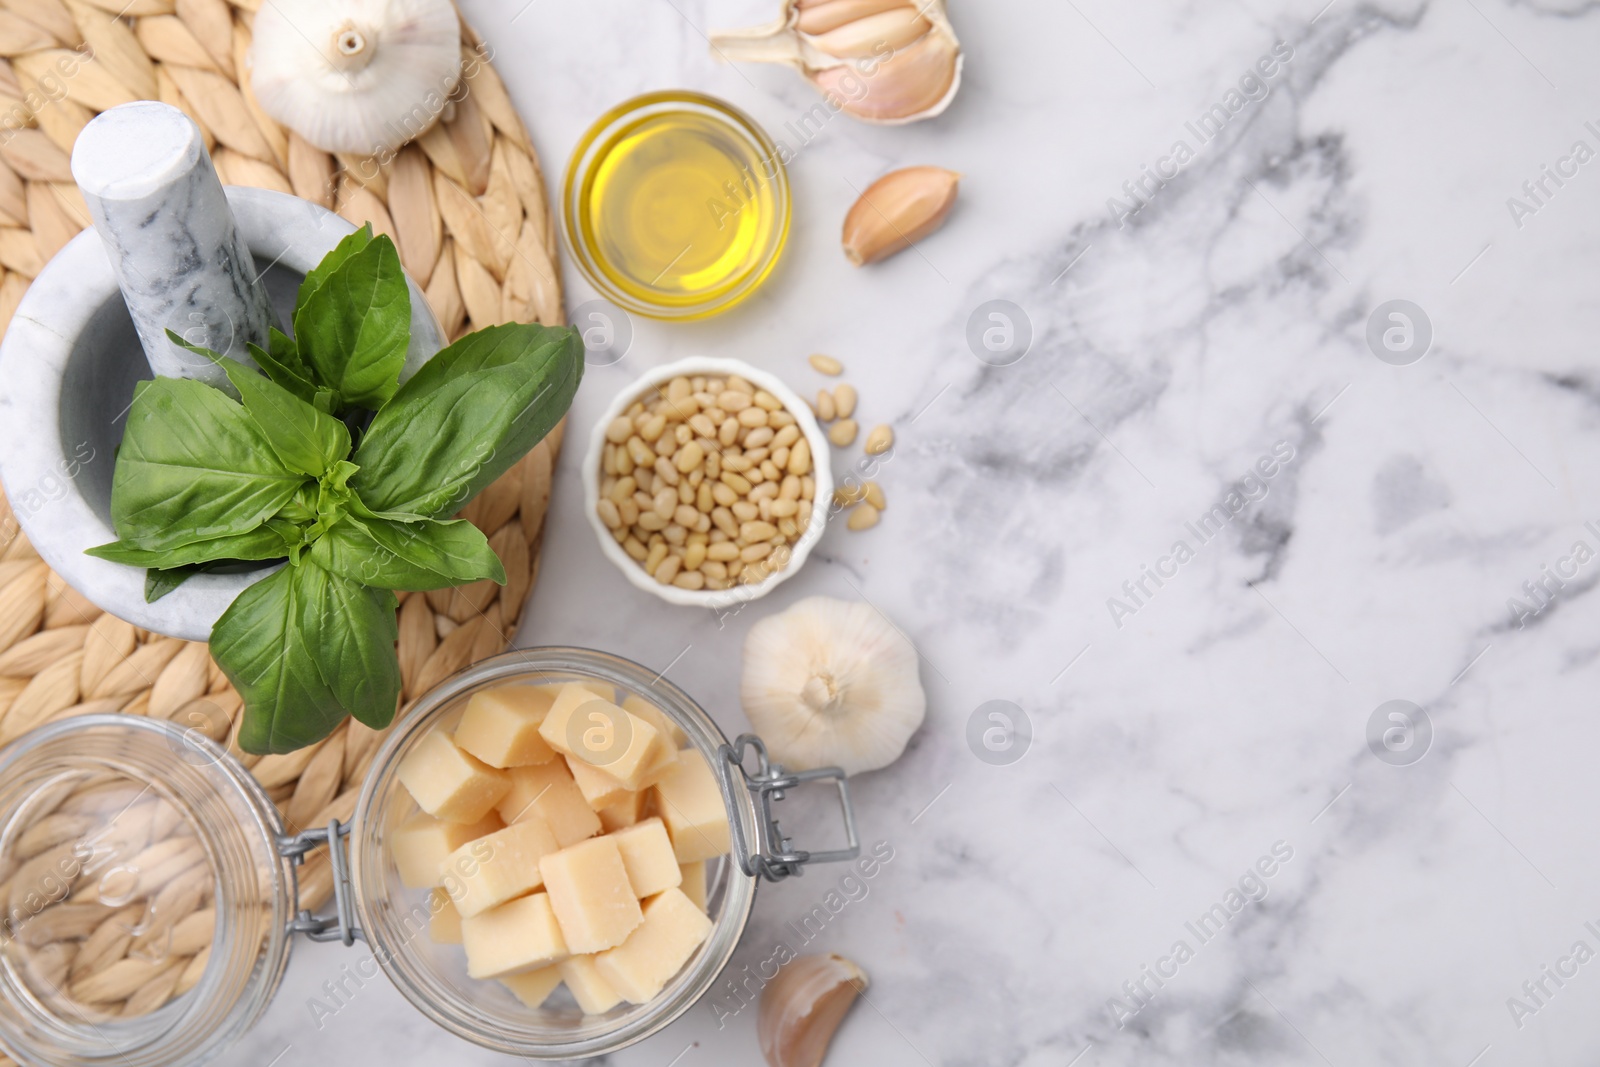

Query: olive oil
<box><xmin>569</xmin><ymin>94</ymin><xmax>789</xmax><ymax>319</ymax></box>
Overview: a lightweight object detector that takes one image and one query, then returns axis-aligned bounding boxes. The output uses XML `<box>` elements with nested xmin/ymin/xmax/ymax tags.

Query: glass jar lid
<box><xmin>0</xmin><ymin>716</ymin><xmax>294</xmax><ymax>1067</ymax></box>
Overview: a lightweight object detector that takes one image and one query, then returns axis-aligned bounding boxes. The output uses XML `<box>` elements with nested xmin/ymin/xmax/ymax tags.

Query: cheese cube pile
<box><xmin>391</xmin><ymin>681</ymin><xmax>730</xmax><ymax>1015</ymax></box>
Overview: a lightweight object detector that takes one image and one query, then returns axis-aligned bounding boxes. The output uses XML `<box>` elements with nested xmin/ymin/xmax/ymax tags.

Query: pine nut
<box><xmin>720</xmin><ymin>471</ymin><xmax>753</xmax><ymax>495</ymax></box>
<box><xmin>655</xmin><ymin>555</ymin><xmax>682</xmax><ymax>585</ymax></box>
<box><xmin>815</xmin><ymin>390</ymin><xmax>836</xmax><ymax>421</ymax></box>
<box><xmin>690</xmin><ymin>413</ymin><xmax>718</xmax><ymax>438</ymax></box>
<box><xmin>737</xmin><ymin>406</ymin><xmax>768</xmax><ymax>428</ymax></box>
<box><xmin>741</xmin><ymin>521</ymin><xmax>778</xmax><ymax>542</ymax></box>
<box><xmin>788</xmin><ymin>439</ymin><xmax>812</xmax><ymax>476</ymax></box>
<box><xmin>627</xmin><ymin>437</ymin><xmax>653</xmax><ymax>466</ymax></box>
<box><xmin>618</xmin><ymin>500</ymin><xmax>640</xmax><ymax>525</ymax></box>
<box><xmin>809</xmin><ymin>354</ymin><xmax>843</xmax><ymax>376</ymax></box>
<box><xmin>676</xmin><ymin>441</ymin><xmax>705</xmax><ymax>472</ymax></box>
<box><xmin>719</xmin><ymin>419</ymin><xmax>740</xmax><ymax>447</ymax></box>
<box><xmin>864</xmin><ymin>481</ymin><xmax>886</xmax><ymax>510</ymax></box>
<box><xmin>732</xmin><ymin>501</ymin><xmax>760</xmax><ymax>523</ymax></box>
<box><xmin>741</xmin><ymin>543</ymin><xmax>773</xmax><ymax>562</ymax></box>
<box><xmin>654</xmin><ymin>457</ymin><xmax>680</xmax><ymax>486</ymax></box>
<box><xmin>781</xmin><ymin>475</ymin><xmax>801</xmax><ymax>500</ymax></box>
<box><xmin>718</xmin><ymin>390</ymin><xmax>752</xmax><ymax>412</ymax></box>
<box><xmin>771</xmin><ymin>498</ymin><xmax>799</xmax><ymax>518</ymax></box>
<box><xmin>726</xmin><ymin>375</ymin><xmax>755</xmax><ymax>394</ymax></box>
<box><xmin>674</xmin><ymin>505</ymin><xmax>700</xmax><ymax>528</ymax></box>
<box><xmin>712</xmin><ymin>482</ymin><xmax>738</xmax><ymax>507</ymax></box>
<box><xmin>639</xmin><ymin>512</ymin><xmax>667</xmax><ymax>532</ymax></box>
<box><xmin>640</xmin><ymin>413</ymin><xmax>668</xmax><ymax>442</ymax></box>
<box><xmin>703</xmin><ymin>561</ymin><xmax>728</xmax><ymax>579</ymax></box>
<box><xmin>597</xmin><ymin>500</ymin><xmax>622</xmax><ymax>528</ymax></box>
<box><xmin>708</xmin><ymin>542</ymin><xmax>740</xmax><ymax>562</ymax></box>
<box><xmin>610</xmin><ymin>476</ymin><xmax>636</xmax><ymax>503</ymax></box>
<box><xmin>848</xmin><ymin>504</ymin><xmax>880</xmax><ymax>531</ymax></box>
<box><xmin>865</xmin><ymin>425</ymin><xmax>893</xmax><ymax>455</ymax></box>
<box><xmin>834</xmin><ymin>384</ymin><xmax>858</xmax><ymax>419</ymax></box>
<box><xmin>673</xmin><ymin>571</ymin><xmax>705</xmax><ymax>590</ymax></box>
<box><xmin>722</xmin><ymin>453</ymin><xmax>752</xmax><ymax>473</ymax></box>
<box><xmin>772</xmin><ymin>446</ymin><xmax>790</xmax><ymax>469</ymax></box>
<box><xmin>770</xmin><ymin>411</ymin><xmax>795</xmax><ymax>428</ymax></box>
<box><xmin>834</xmin><ymin>483</ymin><xmax>867</xmax><ymax>508</ymax></box>
<box><xmin>645</xmin><ymin>542</ymin><xmax>668</xmax><ymax>573</ymax></box>
<box><xmin>684</xmin><ymin>542</ymin><xmax>707</xmax><ymax>571</ymax></box>
<box><xmin>773</xmin><ymin>425</ymin><xmax>801</xmax><ymax>449</ymax></box>
<box><xmin>667</xmin><ymin>377</ymin><xmax>693</xmax><ymax>400</ymax></box>
<box><xmin>712</xmin><ymin>508</ymin><xmax>739</xmax><ymax>537</ymax></box>
<box><xmin>697</xmin><ymin>483</ymin><xmax>714</xmax><ymax>512</ymax></box>
<box><xmin>828</xmin><ymin>419</ymin><xmax>858</xmax><ymax>447</ymax></box>
<box><xmin>801</xmin><ymin>476</ymin><xmax>815</xmax><ymax>500</ymax></box>
<box><xmin>663</xmin><ymin>524</ymin><xmax>687</xmax><ymax>546</ymax></box>
<box><xmin>778</xmin><ymin>517</ymin><xmax>800</xmax><ymax>538</ymax></box>
<box><xmin>744</xmin><ymin>426</ymin><xmax>775</xmax><ymax>448</ymax></box>
<box><xmin>653</xmin><ymin>488</ymin><xmax>676</xmax><ymax>519</ymax></box>
<box><xmin>606</xmin><ymin>416</ymin><xmax>634</xmax><ymax>443</ymax></box>
<box><xmin>625</xmin><ymin>537</ymin><xmax>648</xmax><ymax>561</ymax></box>
<box><xmin>760</xmin><ymin>460</ymin><xmax>782</xmax><ymax>481</ymax></box>
<box><xmin>754</xmin><ymin>390</ymin><xmax>782</xmax><ymax>412</ymax></box>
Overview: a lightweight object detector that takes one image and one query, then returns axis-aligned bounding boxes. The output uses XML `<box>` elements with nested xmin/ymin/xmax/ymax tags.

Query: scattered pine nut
<box><xmin>833</xmin><ymin>384</ymin><xmax>858</xmax><ymax>420</ymax></box>
<box><xmin>833</xmin><ymin>483</ymin><xmax>868</xmax><ymax>508</ymax></box>
<box><xmin>815</xmin><ymin>390</ymin><xmax>836</xmax><ymax>422</ymax></box>
<box><xmin>864</xmin><ymin>424</ymin><xmax>893</xmax><ymax>455</ymax></box>
<box><xmin>828</xmin><ymin>419</ymin><xmax>858</xmax><ymax>447</ymax></box>
<box><xmin>847</xmin><ymin>504</ymin><xmax>880</xmax><ymax>531</ymax></box>
<box><xmin>864</xmin><ymin>481</ymin><xmax>886</xmax><ymax>510</ymax></box>
<box><xmin>809</xmin><ymin>354</ymin><xmax>844</xmax><ymax>376</ymax></box>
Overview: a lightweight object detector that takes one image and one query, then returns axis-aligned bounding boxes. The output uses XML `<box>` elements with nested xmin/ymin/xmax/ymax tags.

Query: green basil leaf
<box><xmin>295</xmin><ymin>563</ymin><xmax>401</xmax><ymax>730</ymax></box>
<box><xmin>351</xmin><ymin>323</ymin><xmax>583</xmax><ymax>518</ymax></box>
<box><xmin>245</xmin><ymin>328</ymin><xmax>320</xmax><ymax>402</ymax></box>
<box><xmin>211</xmin><ymin>565</ymin><xmax>350</xmax><ymax>754</ymax></box>
<box><xmin>292</xmin><ymin>230</ymin><xmax>409</xmax><ymax>411</ymax></box>
<box><xmin>88</xmin><ymin>520</ymin><xmax>296</xmax><ymax>569</ymax></box>
<box><xmin>107</xmin><ymin>377</ymin><xmax>308</xmax><ymax>552</ymax></box>
<box><xmin>216</xmin><ymin>357</ymin><xmax>351</xmax><ymax>476</ymax></box>
<box><xmin>146</xmin><ymin>566</ymin><xmax>196</xmax><ymax>603</ymax></box>
<box><xmin>296</xmin><ymin>223</ymin><xmax>373</xmax><ymax>311</ymax></box>
<box><xmin>309</xmin><ymin>514</ymin><xmax>505</xmax><ymax>591</ymax></box>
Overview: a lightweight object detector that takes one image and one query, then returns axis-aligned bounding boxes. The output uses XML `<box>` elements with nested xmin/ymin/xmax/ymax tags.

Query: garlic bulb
<box><xmin>710</xmin><ymin>0</ymin><xmax>962</xmax><ymax>125</ymax></box>
<box><xmin>759</xmin><ymin>953</ymin><xmax>868</xmax><ymax>1067</ymax></box>
<box><xmin>250</xmin><ymin>0</ymin><xmax>463</xmax><ymax>157</ymax></box>
<box><xmin>842</xmin><ymin>166</ymin><xmax>960</xmax><ymax>265</ymax></box>
<box><xmin>741</xmin><ymin>597</ymin><xmax>926</xmax><ymax>775</ymax></box>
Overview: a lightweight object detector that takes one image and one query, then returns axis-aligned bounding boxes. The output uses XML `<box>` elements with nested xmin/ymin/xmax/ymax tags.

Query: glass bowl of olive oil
<box><xmin>563</xmin><ymin>91</ymin><xmax>791</xmax><ymax>321</ymax></box>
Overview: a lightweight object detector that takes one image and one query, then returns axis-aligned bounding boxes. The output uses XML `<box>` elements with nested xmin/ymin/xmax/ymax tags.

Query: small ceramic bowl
<box><xmin>584</xmin><ymin>357</ymin><xmax>832</xmax><ymax>608</ymax></box>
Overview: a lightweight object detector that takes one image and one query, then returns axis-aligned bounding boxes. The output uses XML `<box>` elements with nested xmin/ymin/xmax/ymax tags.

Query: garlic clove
<box><xmin>795</xmin><ymin>0</ymin><xmax>911</xmax><ymax>36</ymax></box>
<box><xmin>741</xmin><ymin>596</ymin><xmax>926</xmax><ymax>775</ymax></box>
<box><xmin>808</xmin><ymin>8</ymin><xmax>930</xmax><ymax>59</ymax></box>
<box><xmin>710</xmin><ymin>0</ymin><xmax>962</xmax><ymax>125</ymax></box>
<box><xmin>758</xmin><ymin>953</ymin><xmax>869</xmax><ymax>1067</ymax></box>
<box><xmin>250</xmin><ymin>0</ymin><xmax>463</xmax><ymax>158</ymax></box>
<box><xmin>842</xmin><ymin>166</ymin><xmax>960</xmax><ymax>266</ymax></box>
<box><xmin>811</xmin><ymin>30</ymin><xmax>961</xmax><ymax>124</ymax></box>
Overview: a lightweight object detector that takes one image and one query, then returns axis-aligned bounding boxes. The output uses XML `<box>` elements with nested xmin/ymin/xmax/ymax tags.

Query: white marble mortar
<box><xmin>0</xmin><ymin>187</ymin><xmax>445</xmax><ymax>641</ymax></box>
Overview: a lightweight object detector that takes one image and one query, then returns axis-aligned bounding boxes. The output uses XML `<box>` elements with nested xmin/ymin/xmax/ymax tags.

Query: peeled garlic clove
<box><xmin>250</xmin><ymin>0</ymin><xmax>463</xmax><ymax>157</ymax></box>
<box><xmin>741</xmin><ymin>597</ymin><xmax>926</xmax><ymax>775</ymax></box>
<box><xmin>842</xmin><ymin>166</ymin><xmax>960</xmax><ymax>266</ymax></box>
<box><xmin>759</xmin><ymin>953</ymin><xmax>868</xmax><ymax>1067</ymax></box>
<box><xmin>710</xmin><ymin>0</ymin><xmax>963</xmax><ymax>125</ymax></box>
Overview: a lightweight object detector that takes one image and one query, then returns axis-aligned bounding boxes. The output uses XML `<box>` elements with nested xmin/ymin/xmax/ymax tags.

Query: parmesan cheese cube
<box><xmin>462</xmin><ymin>893</ymin><xmax>569</xmax><ymax>979</ymax></box>
<box><xmin>546</xmin><ymin>679</ymin><xmax>614</xmax><ymax>702</ymax></box>
<box><xmin>500</xmin><ymin>965</ymin><xmax>563</xmax><ymax>1009</ymax></box>
<box><xmin>428</xmin><ymin>889</ymin><xmax>462</xmax><ymax>944</ymax></box>
<box><xmin>635</xmin><ymin>732</ymin><xmax>679</xmax><ymax>791</ymax></box>
<box><xmin>445</xmin><ymin>816</ymin><xmax>560</xmax><ymax>918</ymax></box>
<box><xmin>565</xmin><ymin>755</ymin><xmax>630</xmax><ymax>811</ymax></box>
<box><xmin>594</xmin><ymin>888</ymin><xmax>713</xmax><ymax>1004</ymax></box>
<box><xmin>609</xmin><ymin>818</ymin><xmax>682</xmax><ymax>898</ymax></box>
<box><xmin>389</xmin><ymin>810</ymin><xmax>502</xmax><ymax>888</ymax></box>
<box><xmin>454</xmin><ymin>686</ymin><xmax>558</xmax><ymax>768</ymax></box>
<box><xmin>396</xmin><ymin>731</ymin><xmax>510</xmax><ymax>823</ymax></box>
<box><xmin>598</xmin><ymin>791</ymin><xmax>645</xmax><ymax>833</ymax></box>
<box><xmin>679</xmin><ymin>861</ymin><xmax>708</xmax><ymax>911</ymax></box>
<box><xmin>651</xmin><ymin>750</ymin><xmax>731</xmax><ymax>863</ymax></box>
<box><xmin>540</xmin><ymin>837</ymin><xmax>643</xmax><ymax>954</ymax></box>
<box><xmin>622</xmin><ymin>694</ymin><xmax>687</xmax><ymax>748</ymax></box>
<box><xmin>538</xmin><ymin>686</ymin><xmax>661</xmax><ymax>790</ymax></box>
<box><xmin>497</xmin><ymin>762</ymin><xmax>601</xmax><ymax>847</ymax></box>
<box><xmin>557</xmin><ymin>954</ymin><xmax>624</xmax><ymax>1015</ymax></box>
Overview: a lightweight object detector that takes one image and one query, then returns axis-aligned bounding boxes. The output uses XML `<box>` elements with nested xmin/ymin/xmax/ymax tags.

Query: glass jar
<box><xmin>0</xmin><ymin>648</ymin><xmax>856</xmax><ymax>1065</ymax></box>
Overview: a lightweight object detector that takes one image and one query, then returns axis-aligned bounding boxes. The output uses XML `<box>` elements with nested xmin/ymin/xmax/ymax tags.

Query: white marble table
<box><xmin>232</xmin><ymin>1</ymin><xmax>1600</xmax><ymax>1064</ymax></box>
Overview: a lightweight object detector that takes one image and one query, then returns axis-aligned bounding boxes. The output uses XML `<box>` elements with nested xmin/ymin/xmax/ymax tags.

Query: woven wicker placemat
<box><xmin>0</xmin><ymin>0</ymin><xmax>566</xmax><ymax>924</ymax></box>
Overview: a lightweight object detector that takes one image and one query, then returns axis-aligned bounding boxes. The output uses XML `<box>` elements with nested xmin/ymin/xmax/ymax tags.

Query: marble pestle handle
<box><xmin>70</xmin><ymin>100</ymin><xmax>278</xmax><ymax>387</ymax></box>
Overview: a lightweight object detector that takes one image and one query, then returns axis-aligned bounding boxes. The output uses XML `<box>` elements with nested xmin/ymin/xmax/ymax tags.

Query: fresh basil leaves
<box><xmin>87</xmin><ymin>230</ymin><xmax>583</xmax><ymax>754</ymax></box>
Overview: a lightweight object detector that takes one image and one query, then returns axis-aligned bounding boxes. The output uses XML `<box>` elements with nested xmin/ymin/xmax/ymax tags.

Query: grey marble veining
<box><xmin>71</xmin><ymin>101</ymin><xmax>277</xmax><ymax>385</ymax></box>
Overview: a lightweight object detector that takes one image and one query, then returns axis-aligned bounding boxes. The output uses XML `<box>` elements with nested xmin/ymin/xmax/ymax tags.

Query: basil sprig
<box><xmin>87</xmin><ymin>227</ymin><xmax>583</xmax><ymax>754</ymax></box>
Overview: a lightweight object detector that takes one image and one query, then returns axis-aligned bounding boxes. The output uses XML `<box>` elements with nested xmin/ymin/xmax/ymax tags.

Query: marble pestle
<box><xmin>69</xmin><ymin>100</ymin><xmax>277</xmax><ymax>386</ymax></box>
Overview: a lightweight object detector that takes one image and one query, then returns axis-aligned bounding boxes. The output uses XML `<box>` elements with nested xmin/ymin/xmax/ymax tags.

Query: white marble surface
<box><xmin>235</xmin><ymin>1</ymin><xmax>1600</xmax><ymax>1064</ymax></box>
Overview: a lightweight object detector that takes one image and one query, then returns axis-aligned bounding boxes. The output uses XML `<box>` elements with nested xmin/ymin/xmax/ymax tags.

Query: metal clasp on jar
<box><xmin>277</xmin><ymin>819</ymin><xmax>364</xmax><ymax>945</ymax></box>
<box><xmin>716</xmin><ymin>735</ymin><xmax>859</xmax><ymax>882</ymax></box>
